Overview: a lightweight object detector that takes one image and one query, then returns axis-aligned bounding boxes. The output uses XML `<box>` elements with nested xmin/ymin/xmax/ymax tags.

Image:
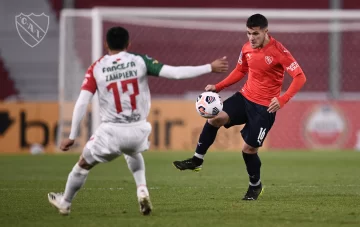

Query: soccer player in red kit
<box><xmin>173</xmin><ymin>14</ymin><xmax>307</xmax><ymax>200</ymax></box>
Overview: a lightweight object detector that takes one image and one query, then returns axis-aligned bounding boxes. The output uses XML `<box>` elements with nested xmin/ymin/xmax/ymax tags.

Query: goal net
<box><xmin>57</xmin><ymin>8</ymin><xmax>360</xmax><ymax>150</ymax></box>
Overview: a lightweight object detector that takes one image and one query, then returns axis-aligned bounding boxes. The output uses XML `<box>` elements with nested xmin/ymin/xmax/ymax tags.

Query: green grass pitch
<box><xmin>0</xmin><ymin>151</ymin><xmax>359</xmax><ymax>227</ymax></box>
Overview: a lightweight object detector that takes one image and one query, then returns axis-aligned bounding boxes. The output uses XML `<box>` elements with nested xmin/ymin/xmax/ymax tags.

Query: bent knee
<box><xmin>208</xmin><ymin>111</ymin><xmax>229</xmax><ymax>128</ymax></box>
<box><xmin>78</xmin><ymin>149</ymin><xmax>98</xmax><ymax>170</ymax></box>
<box><xmin>78</xmin><ymin>156</ymin><xmax>95</xmax><ymax>170</ymax></box>
<box><xmin>243</xmin><ymin>143</ymin><xmax>258</xmax><ymax>154</ymax></box>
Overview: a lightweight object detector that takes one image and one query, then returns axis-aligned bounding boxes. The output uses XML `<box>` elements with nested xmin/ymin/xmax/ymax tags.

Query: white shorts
<box><xmin>84</xmin><ymin>120</ymin><xmax>152</xmax><ymax>163</ymax></box>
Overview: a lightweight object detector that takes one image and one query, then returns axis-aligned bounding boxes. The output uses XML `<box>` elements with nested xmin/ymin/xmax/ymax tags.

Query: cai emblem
<box><xmin>265</xmin><ymin>56</ymin><xmax>273</xmax><ymax>65</ymax></box>
<box><xmin>15</xmin><ymin>13</ymin><xmax>49</xmax><ymax>47</ymax></box>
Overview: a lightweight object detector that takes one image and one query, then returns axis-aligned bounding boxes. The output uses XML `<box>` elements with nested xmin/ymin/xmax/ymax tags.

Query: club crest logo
<box><xmin>15</xmin><ymin>13</ymin><xmax>49</xmax><ymax>47</ymax></box>
<box><xmin>265</xmin><ymin>56</ymin><xmax>273</xmax><ymax>65</ymax></box>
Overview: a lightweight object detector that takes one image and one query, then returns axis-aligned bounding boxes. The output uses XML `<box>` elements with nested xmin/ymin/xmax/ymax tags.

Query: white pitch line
<box><xmin>0</xmin><ymin>185</ymin><xmax>359</xmax><ymax>191</ymax></box>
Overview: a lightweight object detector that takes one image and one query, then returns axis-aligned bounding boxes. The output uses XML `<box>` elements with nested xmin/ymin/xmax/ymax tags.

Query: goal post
<box><xmin>57</xmin><ymin>7</ymin><xmax>360</xmax><ymax>149</ymax></box>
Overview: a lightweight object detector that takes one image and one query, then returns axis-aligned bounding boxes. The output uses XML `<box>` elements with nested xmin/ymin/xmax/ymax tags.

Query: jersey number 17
<box><xmin>107</xmin><ymin>78</ymin><xmax>139</xmax><ymax>113</ymax></box>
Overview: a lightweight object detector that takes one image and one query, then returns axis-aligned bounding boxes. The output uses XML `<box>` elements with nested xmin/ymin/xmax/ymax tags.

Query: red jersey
<box><xmin>216</xmin><ymin>36</ymin><xmax>306</xmax><ymax>107</ymax></box>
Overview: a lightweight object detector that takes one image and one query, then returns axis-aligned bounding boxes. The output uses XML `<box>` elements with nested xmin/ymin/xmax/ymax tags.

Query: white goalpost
<box><xmin>57</xmin><ymin>7</ymin><xmax>360</xmax><ymax>148</ymax></box>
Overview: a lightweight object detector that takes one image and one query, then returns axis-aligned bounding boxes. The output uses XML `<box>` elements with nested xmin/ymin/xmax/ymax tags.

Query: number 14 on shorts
<box><xmin>257</xmin><ymin>127</ymin><xmax>266</xmax><ymax>145</ymax></box>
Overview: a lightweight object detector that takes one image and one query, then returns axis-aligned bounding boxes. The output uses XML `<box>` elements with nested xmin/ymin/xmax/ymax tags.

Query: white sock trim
<box><xmin>194</xmin><ymin>153</ymin><xmax>204</xmax><ymax>159</ymax></box>
<box><xmin>249</xmin><ymin>180</ymin><xmax>261</xmax><ymax>187</ymax></box>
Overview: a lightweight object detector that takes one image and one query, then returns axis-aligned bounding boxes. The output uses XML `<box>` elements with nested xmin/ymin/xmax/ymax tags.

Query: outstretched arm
<box><xmin>159</xmin><ymin>64</ymin><xmax>211</xmax><ymax>79</ymax></box>
<box><xmin>204</xmin><ymin>49</ymin><xmax>249</xmax><ymax>92</ymax></box>
<box><xmin>215</xmin><ymin>64</ymin><xmax>247</xmax><ymax>92</ymax></box>
<box><xmin>158</xmin><ymin>57</ymin><xmax>228</xmax><ymax>79</ymax></box>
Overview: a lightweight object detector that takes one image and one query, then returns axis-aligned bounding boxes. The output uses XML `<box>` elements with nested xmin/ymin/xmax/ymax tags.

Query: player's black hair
<box><xmin>246</xmin><ymin>14</ymin><xmax>268</xmax><ymax>29</ymax></box>
<box><xmin>106</xmin><ymin>26</ymin><xmax>129</xmax><ymax>50</ymax></box>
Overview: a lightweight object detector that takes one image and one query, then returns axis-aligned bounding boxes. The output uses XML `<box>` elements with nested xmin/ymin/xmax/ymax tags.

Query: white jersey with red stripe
<box><xmin>81</xmin><ymin>51</ymin><xmax>164</xmax><ymax>124</ymax></box>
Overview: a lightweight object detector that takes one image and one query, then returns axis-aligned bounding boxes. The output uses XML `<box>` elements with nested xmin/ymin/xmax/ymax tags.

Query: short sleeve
<box><xmin>139</xmin><ymin>54</ymin><xmax>164</xmax><ymax>76</ymax></box>
<box><xmin>81</xmin><ymin>65</ymin><xmax>97</xmax><ymax>93</ymax></box>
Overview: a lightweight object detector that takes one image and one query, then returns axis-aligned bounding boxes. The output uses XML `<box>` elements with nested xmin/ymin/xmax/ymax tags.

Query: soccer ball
<box><xmin>29</xmin><ymin>143</ymin><xmax>44</xmax><ymax>155</ymax></box>
<box><xmin>195</xmin><ymin>92</ymin><xmax>223</xmax><ymax>118</ymax></box>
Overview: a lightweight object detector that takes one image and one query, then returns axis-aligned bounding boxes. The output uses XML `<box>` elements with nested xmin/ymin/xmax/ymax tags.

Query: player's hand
<box><xmin>60</xmin><ymin>138</ymin><xmax>75</xmax><ymax>151</ymax></box>
<box><xmin>205</xmin><ymin>84</ymin><xmax>216</xmax><ymax>92</ymax></box>
<box><xmin>211</xmin><ymin>56</ymin><xmax>228</xmax><ymax>73</ymax></box>
<box><xmin>267</xmin><ymin>97</ymin><xmax>281</xmax><ymax>113</ymax></box>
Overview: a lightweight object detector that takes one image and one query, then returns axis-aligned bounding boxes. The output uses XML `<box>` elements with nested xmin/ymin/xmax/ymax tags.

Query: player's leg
<box><xmin>124</xmin><ymin>153</ymin><xmax>152</xmax><ymax>215</ymax></box>
<box><xmin>122</xmin><ymin>122</ymin><xmax>152</xmax><ymax>215</ymax></box>
<box><xmin>172</xmin><ymin>112</ymin><xmax>228</xmax><ymax>171</ymax></box>
<box><xmin>124</xmin><ymin>153</ymin><xmax>146</xmax><ymax>188</ymax></box>
<box><xmin>173</xmin><ymin>92</ymin><xmax>247</xmax><ymax>171</ymax></box>
<box><xmin>241</xmin><ymin>143</ymin><xmax>264</xmax><ymax>200</ymax></box>
<box><xmin>48</xmin><ymin>124</ymin><xmax>120</xmax><ymax>215</ymax></box>
<box><xmin>240</xmin><ymin>98</ymin><xmax>276</xmax><ymax>200</ymax></box>
<box><xmin>48</xmin><ymin>148</ymin><xmax>98</xmax><ymax>215</ymax></box>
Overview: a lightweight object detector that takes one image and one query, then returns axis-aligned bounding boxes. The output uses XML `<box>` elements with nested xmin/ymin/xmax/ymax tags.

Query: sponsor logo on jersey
<box><xmin>112</xmin><ymin>58</ymin><xmax>121</xmax><ymax>64</ymax></box>
<box><xmin>238</xmin><ymin>51</ymin><xmax>243</xmax><ymax>65</ymax></box>
<box><xmin>123</xmin><ymin>113</ymin><xmax>141</xmax><ymax>123</ymax></box>
<box><xmin>265</xmin><ymin>56</ymin><xmax>273</xmax><ymax>65</ymax></box>
<box><xmin>102</xmin><ymin>61</ymin><xmax>136</xmax><ymax>73</ymax></box>
<box><xmin>246</xmin><ymin>53</ymin><xmax>252</xmax><ymax>60</ymax></box>
<box><xmin>286</xmin><ymin>62</ymin><xmax>299</xmax><ymax>71</ymax></box>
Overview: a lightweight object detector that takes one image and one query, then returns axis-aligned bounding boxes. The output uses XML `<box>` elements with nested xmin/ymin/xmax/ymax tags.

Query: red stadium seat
<box><xmin>48</xmin><ymin>0</ymin><xmax>62</xmax><ymax>19</ymax></box>
<box><xmin>0</xmin><ymin>58</ymin><xmax>18</xmax><ymax>101</ymax></box>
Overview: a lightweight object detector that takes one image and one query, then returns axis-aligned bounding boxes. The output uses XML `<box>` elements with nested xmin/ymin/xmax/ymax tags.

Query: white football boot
<box><xmin>47</xmin><ymin>192</ymin><xmax>71</xmax><ymax>215</ymax></box>
<box><xmin>137</xmin><ymin>187</ymin><xmax>152</xmax><ymax>215</ymax></box>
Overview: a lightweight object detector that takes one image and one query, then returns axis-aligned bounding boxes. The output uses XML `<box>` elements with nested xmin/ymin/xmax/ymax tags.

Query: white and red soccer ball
<box><xmin>195</xmin><ymin>92</ymin><xmax>223</xmax><ymax>118</ymax></box>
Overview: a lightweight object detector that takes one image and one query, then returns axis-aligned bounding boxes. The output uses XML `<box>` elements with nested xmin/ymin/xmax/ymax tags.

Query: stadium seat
<box><xmin>48</xmin><ymin>0</ymin><xmax>62</xmax><ymax>19</ymax></box>
<box><xmin>0</xmin><ymin>58</ymin><xmax>18</xmax><ymax>101</ymax></box>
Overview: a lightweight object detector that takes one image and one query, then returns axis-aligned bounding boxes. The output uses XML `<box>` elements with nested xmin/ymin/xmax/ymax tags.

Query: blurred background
<box><xmin>0</xmin><ymin>0</ymin><xmax>360</xmax><ymax>154</ymax></box>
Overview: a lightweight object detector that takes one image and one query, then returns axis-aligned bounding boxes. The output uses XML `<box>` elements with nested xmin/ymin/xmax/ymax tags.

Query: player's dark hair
<box><xmin>246</xmin><ymin>14</ymin><xmax>268</xmax><ymax>29</ymax></box>
<box><xmin>106</xmin><ymin>26</ymin><xmax>129</xmax><ymax>50</ymax></box>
